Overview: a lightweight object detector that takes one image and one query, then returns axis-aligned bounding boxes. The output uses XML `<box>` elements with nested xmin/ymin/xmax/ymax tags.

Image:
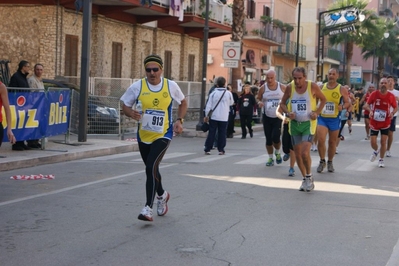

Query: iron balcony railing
<box><xmin>325</xmin><ymin>47</ymin><xmax>343</xmax><ymax>62</ymax></box>
<box><xmin>244</xmin><ymin>19</ymin><xmax>286</xmax><ymax>45</ymax></box>
<box><xmin>315</xmin><ymin>47</ymin><xmax>343</xmax><ymax>62</ymax></box>
<box><xmin>182</xmin><ymin>0</ymin><xmax>233</xmax><ymax>25</ymax></box>
<box><xmin>273</xmin><ymin>41</ymin><xmax>306</xmax><ymax>59</ymax></box>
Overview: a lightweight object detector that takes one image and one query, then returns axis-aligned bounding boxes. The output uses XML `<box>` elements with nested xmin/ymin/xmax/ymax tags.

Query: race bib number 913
<box><xmin>142</xmin><ymin>110</ymin><xmax>166</xmax><ymax>133</ymax></box>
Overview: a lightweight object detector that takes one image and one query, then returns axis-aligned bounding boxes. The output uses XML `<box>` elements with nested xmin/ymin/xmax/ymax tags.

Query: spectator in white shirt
<box><xmin>203</xmin><ymin>76</ymin><xmax>234</xmax><ymax>155</ymax></box>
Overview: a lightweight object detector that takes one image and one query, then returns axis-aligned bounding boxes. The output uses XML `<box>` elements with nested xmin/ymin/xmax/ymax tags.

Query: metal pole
<box><xmin>196</xmin><ymin>0</ymin><xmax>210</xmax><ymax>131</ymax></box>
<box><xmin>321</xmin><ymin>34</ymin><xmax>325</xmax><ymax>80</ymax></box>
<box><xmin>342</xmin><ymin>34</ymin><xmax>347</xmax><ymax>83</ymax></box>
<box><xmin>78</xmin><ymin>0</ymin><xmax>92</xmax><ymax>142</ymax></box>
<box><xmin>295</xmin><ymin>0</ymin><xmax>301</xmax><ymax>67</ymax></box>
<box><xmin>372</xmin><ymin>48</ymin><xmax>375</xmax><ymax>84</ymax></box>
<box><xmin>317</xmin><ymin>12</ymin><xmax>323</xmax><ymax>76</ymax></box>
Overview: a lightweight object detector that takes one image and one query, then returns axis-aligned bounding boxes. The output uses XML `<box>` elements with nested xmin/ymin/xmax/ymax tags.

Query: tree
<box><xmin>328</xmin><ymin>0</ymin><xmax>381</xmax><ymax>86</ymax></box>
<box><xmin>230</xmin><ymin>0</ymin><xmax>245</xmax><ymax>90</ymax></box>
<box><xmin>361</xmin><ymin>24</ymin><xmax>399</xmax><ymax>83</ymax></box>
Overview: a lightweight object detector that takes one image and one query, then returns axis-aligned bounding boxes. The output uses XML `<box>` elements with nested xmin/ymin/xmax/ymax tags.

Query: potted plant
<box><xmin>251</xmin><ymin>29</ymin><xmax>260</xmax><ymax>35</ymax></box>
<box><xmin>272</xmin><ymin>19</ymin><xmax>284</xmax><ymax>29</ymax></box>
<box><xmin>260</xmin><ymin>15</ymin><xmax>272</xmax><ymax>24</ymax></box>
<box><xmin>283</xmin><ymin>23</ymin><xmax>294</xmax><ymax>32</ymax></box>
<box><xmin>201</xmin><ymin>10</ymin><xmax>212</xmax><ymax>19</ymax></box>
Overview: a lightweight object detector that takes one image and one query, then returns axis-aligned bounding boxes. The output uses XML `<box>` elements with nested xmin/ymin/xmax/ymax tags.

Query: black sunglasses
<box><xmin>145</xmin><ymin>67</ymin><xmax>159</xmax><ymax>73</ymax></box>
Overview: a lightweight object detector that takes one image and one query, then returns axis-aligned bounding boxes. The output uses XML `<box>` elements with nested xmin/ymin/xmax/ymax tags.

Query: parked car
<box><xmin>43</xmin><ymin>79</ymin><xmax>120</xmax><ymax>134</ymax></box>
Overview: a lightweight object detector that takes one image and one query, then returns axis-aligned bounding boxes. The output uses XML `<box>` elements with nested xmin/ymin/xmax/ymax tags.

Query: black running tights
<box><xmin>138</xmin><ymin>138</ymin><xmax>170</xmax><ymax>208</ymax></box>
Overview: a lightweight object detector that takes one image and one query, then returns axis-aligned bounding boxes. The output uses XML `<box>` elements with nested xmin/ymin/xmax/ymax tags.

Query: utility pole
<box><xmin>196</xmin><ymin>0</ymin><xmax>210</xmax><ymax>131</ymax></box>
<box><xmin>78</xmin><ymin>0</ymin><xmax>92</xmax><ymax>142</ymax></box>
<box><xmin>295</xmin><ymin>0</ymin><xmax>301</xmax><ymax>67</ymax></box>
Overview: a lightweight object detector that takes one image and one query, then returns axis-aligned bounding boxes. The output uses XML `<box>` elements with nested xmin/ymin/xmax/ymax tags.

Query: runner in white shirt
<box><xmin>256</xmin><ymin>70</ymin><xmax>286</xmax><ymax>166</ymax></box>
<box><xmin>386</xmin><ymin>76</ymin><xmax>399</xmax><ymax>157</ymax></box>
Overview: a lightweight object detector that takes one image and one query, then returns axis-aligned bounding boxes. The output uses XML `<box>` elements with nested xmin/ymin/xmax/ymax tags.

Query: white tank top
<box><xmin>262</xmin><ymin>82</ymin><xmax>284</xmax><ymax>118</ymax></box>
<box><xmin>290</xmin><ymin>81</ymin><xmax>313</xmax><ymax>122</ymax></box>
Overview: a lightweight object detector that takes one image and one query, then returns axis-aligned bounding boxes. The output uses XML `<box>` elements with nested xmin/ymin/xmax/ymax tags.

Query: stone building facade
<box><xmin>0</xmin><ymin>4</ymin><xmax>203</xmax><ymax>82</ymax></box>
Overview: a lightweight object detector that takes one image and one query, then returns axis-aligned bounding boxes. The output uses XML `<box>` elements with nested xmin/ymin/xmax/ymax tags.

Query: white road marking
<box><xmin>386</xmin><ymin>237</ymin><xmax>399</xmax><ymax>266</ymax></box>
<box><xmin>82</xmin><ymin>152</ymin><xmax>140</xmax><ymax>161</ymax></box>
<box><xmin>131</xmin><ymin>152</ymin><xmax>195</xmax><ymax>162</ymax></box>
<box><xmin>77</xmin><ymin>150</ymin><xmax>384</xmax><ymax>173</ymax></box>
<box><xmin>185</xmin><ymin>153</ymin><xmax>237</xmax><ymax>163</ymax></box>
<box><xmin>236</xmin><ymin>154</ymin><xmax>268</xmax><ymax>165</ymax></box>
<box><xmin>0</xmin><ymin>164</ymin><xmax>176</xmax><ymax>207</ymax></box>
<box><xmin>345</xmin><ymin>159</ymin><xmax>375</xmax><ymax>172</ymax></box>
<box><xmin>188</xmin><ymin>174</ymin><xmax>399</xmax><ymax>197</ymax></box>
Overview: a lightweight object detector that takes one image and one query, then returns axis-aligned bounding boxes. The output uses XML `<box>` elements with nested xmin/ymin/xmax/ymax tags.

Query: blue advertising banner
<box><xmin>2</xmin><ymin>90</ymin><xmax>70</xmax><ymax>142</ymax></box>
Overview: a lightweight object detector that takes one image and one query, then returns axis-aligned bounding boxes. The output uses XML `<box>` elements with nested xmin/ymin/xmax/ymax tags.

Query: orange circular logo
<box><xmin>17</xmin><ymin>96</ymin><xmax>26</xmax><ymax>106</ymax></box>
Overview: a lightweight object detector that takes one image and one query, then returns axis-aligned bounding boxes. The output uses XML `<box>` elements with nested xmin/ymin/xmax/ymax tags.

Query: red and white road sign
<box><xmin>223</xmin><ymin>42</ymin><xmax>241</xmax><ymax>60</ymax></box>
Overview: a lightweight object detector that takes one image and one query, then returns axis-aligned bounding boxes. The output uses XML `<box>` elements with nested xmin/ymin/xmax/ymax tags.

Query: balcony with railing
<box><xmin>90</xmin><ymin>0</ymin><xmax>232</xmax><ymax>39</ymax></box>
<box><xmin>244</xmin><ymin>20</ymin><xmax>285</xmax><ymax>46</ymax></box>
<box><xmin>316</xmin><ymin>47</ymin><xmax>343</xmax><ymax>63</ymax></box>
<box><xmin>183</xmin><ymin>0</ymin><xmax>232</xmax><ymax>26</ymax></box>
<box><xmin>273</xmin><ymin>41</ymin><xmax>306</xmax><ymax>60</ymax></box>
<box><xmin>325</xmin><ymin>47</ymin><xmax>343</xmax><ymax>62</ymax></box>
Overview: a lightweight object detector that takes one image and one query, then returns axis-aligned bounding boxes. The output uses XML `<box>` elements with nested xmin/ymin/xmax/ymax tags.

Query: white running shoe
<box><xmin>157</xmin><ymin>191</ymin><xmax>170</xmax><ymax>216</ymax></box>
<box><xmin>378</xmin><ymin>159</ymin><xmax>385</xmax><ymax>168</ymax></box>
<box><xmin>299</xmin><ymin>179</ymin><xmax>306</xmax><ymax>191</ymax></box>
<box><xmin>370</xmin><ymin>151</ymin><xmax>378</xmax><ymax>162</ymax></box>
<box><xmin>386</xmin><ymin>150</ymin><xmax>391</xmax><ymax>157</ymax></box>
<box><xmin>138</xmin><ymin>205</ymin><xmax>153</xmax><ymax>221</ymax></box>
<box><xmin>311</xmin><ymin>144</ymin><xmax>317</xmax><ymax>151</ymax></box>
<box><xmin>305</xmin><ymin>176</ymin><xmax>315</xmax><ymax>192</ymax></box>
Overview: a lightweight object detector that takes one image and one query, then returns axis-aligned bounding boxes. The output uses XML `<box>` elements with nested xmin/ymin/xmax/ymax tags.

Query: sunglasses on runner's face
<box><xmin>145</xmin><ymin>68</ymin><xmax>159</xmax><ymax>73</ymax></box>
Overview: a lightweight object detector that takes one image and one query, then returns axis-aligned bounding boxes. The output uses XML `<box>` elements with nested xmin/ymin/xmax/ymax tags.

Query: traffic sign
<box><xmin>224</xmin><ymin>60</ymin><xmax>239</xmax><ymax>68</ymax></box>
<box><xmin>223</xmin><ymin>42</ymin><xmax>241</xmax><ymax>60</ymax></box>
<box><xmin>350</xmin><ymin>66</ymin><xmax>362</xmax><ymax>84</ymax></box>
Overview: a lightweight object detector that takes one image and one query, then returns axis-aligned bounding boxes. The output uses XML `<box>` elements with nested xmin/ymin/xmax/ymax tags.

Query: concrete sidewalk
<box><xmin>0</xmin><ymin>120</ymin><xmax>263</xmax><ymax>171</ymax></box>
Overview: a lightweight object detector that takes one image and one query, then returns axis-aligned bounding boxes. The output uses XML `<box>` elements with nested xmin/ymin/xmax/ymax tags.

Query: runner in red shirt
<box><xmin>363</xmin><ymin>78</ymin><xmax>398</xmax><ymax>167</ymax></box>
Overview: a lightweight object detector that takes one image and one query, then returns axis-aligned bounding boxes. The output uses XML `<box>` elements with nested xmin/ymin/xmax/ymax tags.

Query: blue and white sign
<box><xmin>324</xmin><ymin>7</ymin><xmax>360</xmax><ymax>28</ymax></box>
<box><xmin>350</xmin><ymin>66</ymin><xmax>362</xmax><ymax>84</ymax></box>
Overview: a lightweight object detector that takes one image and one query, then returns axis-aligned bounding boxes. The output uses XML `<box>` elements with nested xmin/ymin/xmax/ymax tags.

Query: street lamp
<box><xmin>196</xmin><ymin>0</ymin><xmax>210</xmax><ymax>131</ymax></box>
<box><xmin>295</xmin><ymin>0</ymin><xmax>301</xmax><ymax>67</ymax></box>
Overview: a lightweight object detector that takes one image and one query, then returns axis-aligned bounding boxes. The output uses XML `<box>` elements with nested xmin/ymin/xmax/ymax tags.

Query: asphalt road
<box><xmin>1</xmin><ymin>123</ymin><xmax>399</xmax><ymax>266</ymax></box>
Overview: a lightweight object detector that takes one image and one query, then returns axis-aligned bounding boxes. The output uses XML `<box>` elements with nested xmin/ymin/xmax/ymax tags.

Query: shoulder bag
<box><xmin>201</xmin><ymin>90</ymin><xmax>226</xmax><ymax>132</ymax></box>
<box><xmin>207</xmin><ymin>90</ymin><xmax>226</xmax><ymax>118</ymax></box>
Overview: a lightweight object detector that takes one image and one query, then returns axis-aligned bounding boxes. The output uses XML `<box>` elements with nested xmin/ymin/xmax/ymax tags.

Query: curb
<box><xmin>0</xmin><ymin>124</ymin><xmax>263</xmax><ymax>172</ymax></box>
<box><xmin>182</xmin><ymin>124</ymin><xmax>263</xmax><ymax>138</ymax></box>
<box><xmin>0</xmin><ymin>144</ymin><xmax>139</xmax><ymax>172</ymax></box>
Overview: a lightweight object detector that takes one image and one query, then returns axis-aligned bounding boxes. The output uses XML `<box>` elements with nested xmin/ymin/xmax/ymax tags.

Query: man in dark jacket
<box><xmin>8</xmin><ymin>60</ymin><xmax>31</xmax><ymax>151</ymax></box>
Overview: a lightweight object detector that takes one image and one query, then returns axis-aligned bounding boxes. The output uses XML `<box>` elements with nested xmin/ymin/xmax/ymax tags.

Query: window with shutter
<box><xmin>261</xmin><ymin>55</ymin><xmax>268</xmax><ymax>64</ymax></box>
<box><xmin>188</xmin><ymin>54</ymin><xmax>195</xmax><ymax>81</ymax></box>
<box><xmin>263</xmin><ymin>6</ymin><xmax>270</xmax><ymax>16</ymax></box>
<box><xmin>65</xmin><ymin>35</ymin><xmax>78</xmax><ymax>76</ymax></box>
<box><xmin>164</xmin><ymin>51</ymin><xmax>172</xmax><ymax>79</ymax></box>
<box><xmin>111</xmin><ymin>42</ymin><xmax>122</xmax><ymax>78</ymax></box>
